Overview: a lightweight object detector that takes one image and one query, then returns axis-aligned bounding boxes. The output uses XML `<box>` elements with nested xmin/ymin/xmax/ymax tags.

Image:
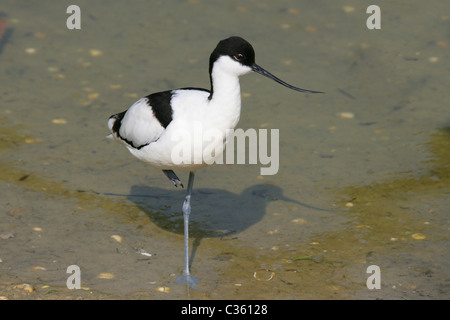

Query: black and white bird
<box><xmin>107</xmin><ymin>36</ymin><xmax>322</xmax><ymax>287</ymax></box>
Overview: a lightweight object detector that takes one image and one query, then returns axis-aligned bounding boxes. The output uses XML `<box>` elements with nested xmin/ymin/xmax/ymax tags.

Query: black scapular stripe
<box><xmin>146</xmin><ymin>90</ymin><xmax>174</xmax><ymax>129</ymax></box>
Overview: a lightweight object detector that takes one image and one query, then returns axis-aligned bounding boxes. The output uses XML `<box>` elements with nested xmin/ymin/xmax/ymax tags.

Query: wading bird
<box><xmin>107</xmin><ymin>36</ymin><xmax>322</xmax><ymax>287</ymax></box>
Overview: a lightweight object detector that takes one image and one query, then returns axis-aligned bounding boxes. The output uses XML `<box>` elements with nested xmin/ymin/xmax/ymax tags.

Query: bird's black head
<box><xmin>209</xmin><ymin>36</ymin><xmax>323</xmax><ymax>94</ymax></box>
<box><xmin>209</xmin><ymin>36</ymin><xmax>256</xmax><ymax>75</ymax></box>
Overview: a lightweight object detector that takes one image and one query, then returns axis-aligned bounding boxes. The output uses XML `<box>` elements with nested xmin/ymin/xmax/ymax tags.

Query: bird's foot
<box><xmin>170</xmin><ymin>178</ymin><xmax>184</xmax><ymax>188</ymax></box>
<box><xmin>175</xmin><ymin>273</ymin><xmax>199</xmax><ymax>288</ymax></box>
<box><xmin>162</xmin><ymin>170</ymin><xmax>184</xmax><ymax>188</ymax></box>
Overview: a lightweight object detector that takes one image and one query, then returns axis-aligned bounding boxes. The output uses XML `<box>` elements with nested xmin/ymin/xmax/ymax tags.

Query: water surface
<box><xmin>0</xmin><ymin>0</ymin><xmax>448</xmax><ymax>299</ymax></box>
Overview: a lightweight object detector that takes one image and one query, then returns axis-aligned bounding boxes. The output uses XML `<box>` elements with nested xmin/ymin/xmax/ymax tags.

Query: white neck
<box><xmin>210</xmin><ymin>69</ymin><xmax>241</xmax><ymax>104</ymax></box>
<box><xmin>207</xmin><ymin>56</ymin><xmax>251</xmax><ymax>128</ymax></box>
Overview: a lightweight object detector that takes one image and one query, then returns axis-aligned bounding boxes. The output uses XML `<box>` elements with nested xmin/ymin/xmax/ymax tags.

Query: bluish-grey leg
<box><xmin>175</xmin><ymin>171</ymin><xmax>199</xmax><ymax>287</ymax></box>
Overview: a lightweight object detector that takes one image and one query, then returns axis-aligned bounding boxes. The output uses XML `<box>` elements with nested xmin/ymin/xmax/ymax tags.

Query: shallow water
<box><xmin>0</xmin><ymin>0</ymin><xmax>449</xmax><ymax>299</ymax></box>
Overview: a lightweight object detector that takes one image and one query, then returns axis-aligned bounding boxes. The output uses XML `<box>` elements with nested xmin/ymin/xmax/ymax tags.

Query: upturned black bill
<box><xmin>251</xmin><ymin>64</ymin><xmax>323</xmax><ymax>94</ymax></box>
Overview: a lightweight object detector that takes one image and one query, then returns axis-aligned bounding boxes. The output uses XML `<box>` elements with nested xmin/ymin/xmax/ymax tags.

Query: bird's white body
<box><xmin>108</xmin><ymin>56</ymin><xmax>251</xmax><ymax>171</ymax></box>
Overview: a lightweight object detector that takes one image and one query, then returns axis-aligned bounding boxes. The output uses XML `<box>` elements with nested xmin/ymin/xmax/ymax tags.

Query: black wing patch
<box><xmin>109</xmin><ymin>111</ymin><xmax>150</xmax><ymax>150</ymax></box>
<box><xmin>109</xmin><ymin>90</ymin><xmax>175</xmax><ymax>150</ymax></box>
<box><xmin>146</xmin><ymin>90</ymin><xmax>174</xmax><ymax>129</ymax></box>
<box><xmin>145</xmin><ymin>88</ymin><xmax>210</xmax><ymax>127</ymax></box>
<box><xmin>109</xmin><ymin>88</ymin><xmax>210</xmax><ymax>150</ymax></box>
<box><xmin>110</xmin><ymin>111</ymin><xmax>125</xmax><ymax>135</ymax></box>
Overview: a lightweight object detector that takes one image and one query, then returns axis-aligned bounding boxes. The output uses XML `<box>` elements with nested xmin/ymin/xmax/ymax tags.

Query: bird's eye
<box><xmin>233</xmin><ymin>54</ymin><xmax>244</xmax><ymax>61</ymax></box>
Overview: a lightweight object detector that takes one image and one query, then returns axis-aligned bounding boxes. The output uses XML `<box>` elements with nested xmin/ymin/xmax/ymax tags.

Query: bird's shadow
<box><xmin>128</xmin><ymin>183</ymin><xmax>288</xmax><ymax>239</ymax></box>
<box><xmin>126</xmin><ymin>183</ymin><xmax>330</xmax><ymax>269</ymax></box>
